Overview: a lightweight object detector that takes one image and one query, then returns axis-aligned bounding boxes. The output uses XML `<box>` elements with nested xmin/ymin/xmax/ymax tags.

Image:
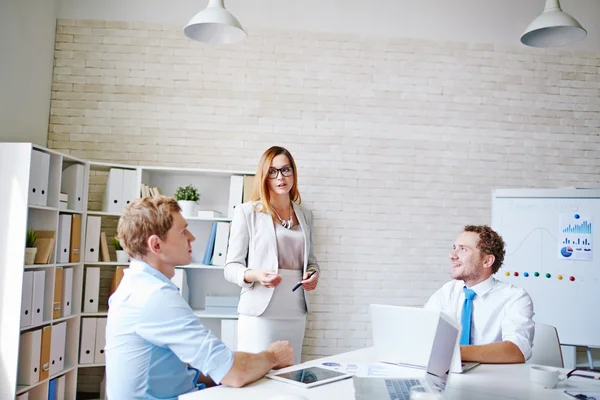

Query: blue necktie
<box><xmin>460</xmin><ymin>288</ymin><xmax>477</xmax><ymax>345</ymax></box>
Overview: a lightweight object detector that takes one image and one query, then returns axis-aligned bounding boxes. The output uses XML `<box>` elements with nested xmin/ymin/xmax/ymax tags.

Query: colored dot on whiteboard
<box><xmin>514</xmin><ymin>272</ymin><xmax>519</xmax><ymax>277</ymax></box>
<box><xmin>546</xmin><ymin>273</ymin><xmax>551</xmax><ymax>278</ymax></box>
<box><xmin>524</xmin><ymin>272</ymin><xmax>529</xmax><ymax>277</ymax></box>
<box><xmin>570</xmin><ymin>276</ymin><xmax>575</xmax><ymax>281</ymax></box>
<box><xmin>574</xmin><ymin>214</ymin><xmax>580</xmax><ymax>219</ymax></box>
<box><xmin>505</xmin><ymin>271</ymin><xmax>510</xmax><ymax>276</ymax></box>
<box><xmin>557</xmin><ymin>275</ymin><xmax>563</xmax><ymax>280</ymax></box>
<box><xmin>534</xmin><ymin>272</ymin><xmax>540</xmax><ymax>277</ymax></box>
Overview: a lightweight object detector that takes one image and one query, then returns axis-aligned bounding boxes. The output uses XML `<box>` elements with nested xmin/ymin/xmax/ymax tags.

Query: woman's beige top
<box><xmin>275</xmin><ymin>222</ymin><xmax>304</xmax><ymax>270</ymax></box>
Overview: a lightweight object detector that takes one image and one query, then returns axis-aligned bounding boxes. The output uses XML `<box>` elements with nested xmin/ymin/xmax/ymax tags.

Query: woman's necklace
<box><xmin>273</xmin><ymin>205</ymin><xmax>293</xmax><ymax>229</ymax></box>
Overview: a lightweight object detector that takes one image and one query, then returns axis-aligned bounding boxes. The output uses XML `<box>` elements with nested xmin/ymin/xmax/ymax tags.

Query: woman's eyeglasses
<box><xmin>268</xmin><ymin>166</ymin><xmax>293</xmax><ymax>179</ymax></box>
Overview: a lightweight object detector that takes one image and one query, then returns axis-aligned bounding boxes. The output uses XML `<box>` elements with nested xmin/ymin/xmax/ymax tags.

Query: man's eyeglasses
<box><xmin>268</xmin><ymin>166</ymin><xmax>293</xmax><ymax>179</ymax></box>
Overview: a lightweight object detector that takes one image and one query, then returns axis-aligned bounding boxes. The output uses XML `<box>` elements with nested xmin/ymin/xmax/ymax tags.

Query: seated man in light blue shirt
<box><xmin>106</xmin><ymin>196</ymin><xmax>293</xmax><ymax>400</ymax></box>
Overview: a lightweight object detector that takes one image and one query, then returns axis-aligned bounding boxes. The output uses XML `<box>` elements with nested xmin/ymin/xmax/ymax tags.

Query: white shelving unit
<box><xmin>0</xmin><ymin>143</ymin><xmax>254</xmax><ymax>398</ymax></box>
<box><xmin>1</xmin><ymin>143</ymin><xmax>86</xmax><ymax>400</ymax></box>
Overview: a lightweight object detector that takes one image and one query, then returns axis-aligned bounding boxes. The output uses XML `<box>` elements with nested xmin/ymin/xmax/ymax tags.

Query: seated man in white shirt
<box><xmin>425</xmin><ymin>225</ymin><xmax>534</xmax><ymax>364</ymax></box>
<box><xmin>106</xmin><ymin>196</ymin><xmax>294</xmax><ymax>400</ymax></box>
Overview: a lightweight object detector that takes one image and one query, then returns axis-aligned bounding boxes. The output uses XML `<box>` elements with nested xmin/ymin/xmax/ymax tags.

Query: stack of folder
<box><xmin>17</xmin><ymin>322</ymin><xmax>67</xmax><ymax>387</ymax></box>
<box><xmin>103</xmin><ymin>168</ymin><xmax>138</xmax><ymax>213</ymax></box>
<box><xmin>28</xmin><ymin>150</ymin><xmax>50</xmax><ymax>207</ymax></box>
<box><xmin>201</xmin><ymin>222</ymin><xmax>231</xmax><ymax>266</ymax></box>
<box><xmin>79</xmin><ymin>318</ymin><xmax>107</xmax><ymax>365</ymax></box>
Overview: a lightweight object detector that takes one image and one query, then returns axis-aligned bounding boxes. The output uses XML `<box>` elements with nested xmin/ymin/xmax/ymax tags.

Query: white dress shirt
<box><xmin>424</xmin><ymin>276</ymin><xmax>535</xmax><ymax>360</ymax></box>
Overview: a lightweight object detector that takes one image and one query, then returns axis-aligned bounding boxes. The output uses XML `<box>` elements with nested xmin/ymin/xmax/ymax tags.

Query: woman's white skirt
<box><xmin>237</xmin><ymin>269</ymin><xmax>307</xmax><ymax>364</ymax></box>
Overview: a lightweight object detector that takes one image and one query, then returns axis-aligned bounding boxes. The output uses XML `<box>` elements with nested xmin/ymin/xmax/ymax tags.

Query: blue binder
<box><xmin>48</xmin><ymin>378</ymin><xmax>57</xmax><ymax>400</ymax></box>
<box><xmin>202</xmin><ymin>223</ymin><xmax>218</xmax><ymax>265</ymax></box>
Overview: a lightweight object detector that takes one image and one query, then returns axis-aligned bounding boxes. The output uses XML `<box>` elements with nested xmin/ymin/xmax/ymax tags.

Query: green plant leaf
<box><xmin>174</xmin><ymin>184</ymin><xmax>200</xmax><ymax>201</ymax></box>
<box><xmin>26</xmin><ymin>229</ymin><xmax>38</xmax><ymax>248</ymax></box>
<box><xmin>112</xmin><ymin>236</ymin><xmax>123</xmax><ymax>251</ymax></box>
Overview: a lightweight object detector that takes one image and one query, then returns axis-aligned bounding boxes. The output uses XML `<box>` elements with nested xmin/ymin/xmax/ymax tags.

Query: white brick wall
<box><xmin>49</xmin><ymin>20</ymin><xmax>600</xmax><ymax>360</ymax></box>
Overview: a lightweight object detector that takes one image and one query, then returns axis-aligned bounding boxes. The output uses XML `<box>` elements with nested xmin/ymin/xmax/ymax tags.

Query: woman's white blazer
<box><xmin>224</xmin><ymin>201</ymin><xmax>320</xmax><ymax>317</ymax></box>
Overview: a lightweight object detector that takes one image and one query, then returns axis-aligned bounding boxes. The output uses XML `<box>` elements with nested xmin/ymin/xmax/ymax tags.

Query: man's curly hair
<box><xmin>464</xmin><ymin>225</ymin><xmax>505</xmax><ymax>274</ymax></box>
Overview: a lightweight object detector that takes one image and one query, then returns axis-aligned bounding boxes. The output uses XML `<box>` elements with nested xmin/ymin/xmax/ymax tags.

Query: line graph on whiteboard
<box><xmin>559</xmin><ymin>213</ymin><xmax>593</xmax><ymax>261</ymax></box>
<box><xmin>502</xmin><ymin>226</ymin><xmax>558</xmax><ymax>274</ymax></box>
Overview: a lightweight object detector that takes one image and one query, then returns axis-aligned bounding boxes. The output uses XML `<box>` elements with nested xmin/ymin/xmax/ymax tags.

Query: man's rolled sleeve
<box><xmin>203</xmin><ymin>347</ymin><xmax>234</xmax><ymax>384</ymax></box>
<box><xmin>501</xmin><ymin>290</ymin><xmax>535</xmax><ymax>361</ymax></box>
<box><xmin>137</xmin><ymin>289</ymin><xmax>235</xmax><ymax>383</ymax></box>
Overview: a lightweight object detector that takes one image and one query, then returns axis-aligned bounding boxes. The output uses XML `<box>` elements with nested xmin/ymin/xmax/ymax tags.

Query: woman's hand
<box><xmin>245</xmin><ymin>270</ymin><xmax>282</xmax><ymax>288</ymax></box>
<box><xmin>301</xmin><ymin>270</ymin><xmax>319</xmax><ymax>291</ymax></box>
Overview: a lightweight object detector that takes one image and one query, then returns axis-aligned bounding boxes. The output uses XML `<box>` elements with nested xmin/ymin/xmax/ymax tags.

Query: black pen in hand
<box><xmin>292</xmin><ymin>270</ymin><xmax>318</xmax><ymax>292</ymax></box>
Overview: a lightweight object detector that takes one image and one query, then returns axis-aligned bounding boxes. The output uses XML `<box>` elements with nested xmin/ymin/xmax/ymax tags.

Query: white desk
<box><xmin>180</xmin><ymin>347</ymin><xmax>600</xmax><ymax>400</ymax></box>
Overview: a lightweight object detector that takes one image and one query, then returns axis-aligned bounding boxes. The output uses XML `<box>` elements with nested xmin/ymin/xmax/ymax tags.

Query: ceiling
<box><xmin>57</xmin><ymin>0</ymin><xmax>599</xmax><ymax>51</ymax></box>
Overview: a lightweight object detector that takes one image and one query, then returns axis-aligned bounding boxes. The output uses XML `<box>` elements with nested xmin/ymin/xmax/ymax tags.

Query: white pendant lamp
<box><xmin>521</xmin><ymin>0</ymin><xmax>586</xmax><ymax>47</ymax></box>
<box><xmin>184</xmin><ymin>0</ymin><xmax>247</xmax><ymax>45</ymax></box>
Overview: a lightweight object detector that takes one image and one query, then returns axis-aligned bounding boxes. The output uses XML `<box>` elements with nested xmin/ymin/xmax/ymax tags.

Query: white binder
<box><xmin>38</xmin><ymin>151</ymin><xmax>50</xmax><ymax>206</ymax></box>
<box><xmin>28</xmin><ymin>150</ymin><xmax>50</xmax><ymax>206</ymax></box>
<box><xmin>61</xmin><ymin>163</ymin><xmax>85</xmax><ymax>210</ymax></box>
<box><xmin>61</xmin><ymin>267</ymin><xmax>73</xmax><ymax>317</ymax></box>
<box><xmin>83</xmin><ymin>267</ymin><xmax>100</xmax><ymax>313</ymax></box>
<box><xmin>49</xmin><ymin>321</ymin><xmax>67</xmax><ymax>375</ymax></box>
<box><xmin>103</xmin><ymin>168</ymin><xmax>124</xmax><ymax>214</ymax></box>
<box><xmin>94</xmin><ymin>317</ymin><xmax>107</xmax><ymax>363</ymax></box>
<box><xmin>221</xmin><ymin>320</ymin><xmax>238</xmax><ymax>351</ymax></box>
<box><xmin>20</xmin><ymin>271</ymin><xmax>34</xmax><ymax>328</ymax></box>
<box><xmin>31</xmin><ymin>270</ymin><xmax>45</xmax><ymax>325</ymax></box>
<box><xmin>79</xmin><ymin>318</ymin><xmax>97</xmax><ymax>364</ymax></box>
<box><xmin>57</xmin><ymin>214</ymin><xmax>72</xmax><ymax>263</ymax></box>
<box><xmin>17</xmin><ymin>329</ymin><xmax>42</xmax><ymax>385</ymax></box>
<box><xmin>84</xmin><ymin>216</ymin><xmax>101</xmax><ymax>262</ymax></box>
<box><xmin>56</xmin><ymin>374</ymin><xmax>66</xmax><ymax>400</ymax></box>
<box><xmin>28</xmin><ymin>150</ymin><xmax>42</xmax><ymax>206</ymax></box>
<box><xmin>211</xmin><ymin>222</ymin><xmax>231</xmax><ymax>266</ymax></box>
<box><xmin>122</xmin><ymin>169</ymin><xmax>138</xmax><ymax>210</ymax></box>
<box><xmin>171</xmin><ymin>269</ymin><xmax>189</xmax><ymax>304</ymax></box>
<box><xmin>227</xmin><ymin>175</ymin><xmax>244</xmax><ymax>218</ymax></box>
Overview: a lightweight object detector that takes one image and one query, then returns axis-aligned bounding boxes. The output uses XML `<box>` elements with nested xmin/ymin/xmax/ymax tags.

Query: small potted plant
<box><xmin>25</xmin><ymin>229</ymin><xmax>38</xmax><ymax>265</ymax></box>
<box><xmin>174</xmin><ymin>184</ymin><xmax>200</xmax><ymax>218</ymax></box>
<box><xmin>113</xmin><ymin>237</ymin><xmax>129</xmax><ymax>263</ymax></box>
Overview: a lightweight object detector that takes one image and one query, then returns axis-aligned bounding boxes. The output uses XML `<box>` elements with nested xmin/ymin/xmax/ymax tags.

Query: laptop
<box><xmin>370</xmin><ymin>304</ymin><xmax>479</xmax><ymax>374</ymax></box>
<box><xmin>353</xmin><ymin>305</ymin><xmax>460</xmax><ymax>400</ymax></box>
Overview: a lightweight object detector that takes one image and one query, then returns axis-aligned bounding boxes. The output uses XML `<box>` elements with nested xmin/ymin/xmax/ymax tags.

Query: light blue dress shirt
<box><xmin>106</xmin><ymin>260</ymin><xmax>234</xmax><ymax>400</ymax></box>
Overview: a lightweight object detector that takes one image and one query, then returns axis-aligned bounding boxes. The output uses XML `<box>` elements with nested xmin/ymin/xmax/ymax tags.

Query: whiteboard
<box><xmin>492</xmin><ymin>189</ymin><xmax>600</xmax><ymax>347</ymax></box>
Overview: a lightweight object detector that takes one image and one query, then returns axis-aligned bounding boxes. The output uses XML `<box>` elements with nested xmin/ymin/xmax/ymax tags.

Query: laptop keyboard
<box><xmin>385</xmin><ymin>379</ymin><xmax>422</xmax><ymax>400</ymax></box>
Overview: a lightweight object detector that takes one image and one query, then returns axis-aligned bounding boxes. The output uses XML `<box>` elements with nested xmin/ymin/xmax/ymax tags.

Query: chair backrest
<box><xmin>528</xmin><ymin>322</ymin><xmax>564</xmax><ymax>368</ymax></box>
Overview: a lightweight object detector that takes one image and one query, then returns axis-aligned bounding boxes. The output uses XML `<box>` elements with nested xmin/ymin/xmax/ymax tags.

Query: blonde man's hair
<box><xmin>117</xmin><ymin>196</ymin><xmax>181</xmax><ymax>259</ymax></box>
<box><xmin>251</xmin><ymin>146</ymin><xmax>301</xmax><ymax>215</ymax></box>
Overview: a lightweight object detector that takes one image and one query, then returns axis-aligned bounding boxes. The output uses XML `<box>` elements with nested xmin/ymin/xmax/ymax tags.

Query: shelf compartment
<box><xmin>15</xmin><ymin>366</ymin><xmax>76</xmax><ymax>395</ymax></box>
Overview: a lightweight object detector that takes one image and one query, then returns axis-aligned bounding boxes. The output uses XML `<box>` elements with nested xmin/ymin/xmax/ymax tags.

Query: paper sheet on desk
<box><xmin>319</xmin><ymin>361</ymin><xmax>408</xmax><ymax>377</ymax></box>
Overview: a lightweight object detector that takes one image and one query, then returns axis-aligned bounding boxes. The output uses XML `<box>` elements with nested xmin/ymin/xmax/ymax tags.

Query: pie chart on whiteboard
<box><xmin>560</xmin><ymin>246</ymin><xmax>573</xmax><ymax>258</ymax></box>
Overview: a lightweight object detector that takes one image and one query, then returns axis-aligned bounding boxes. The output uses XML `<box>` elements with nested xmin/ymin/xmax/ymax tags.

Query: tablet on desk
<box><xmin>266</xmin><ymin>366</ymin><xmax>353</xmax><ymax>388</ymax></box>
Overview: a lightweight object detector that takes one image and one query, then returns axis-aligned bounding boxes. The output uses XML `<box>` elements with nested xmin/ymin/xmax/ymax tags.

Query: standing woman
<box><xmin>224</xmin><ymin>146</ymin><xmax>320</xmax><ymax>364</ymax></box>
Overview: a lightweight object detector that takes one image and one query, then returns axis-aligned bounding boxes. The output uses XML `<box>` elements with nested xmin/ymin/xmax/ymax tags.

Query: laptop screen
<box><xmin>426</xmin><ymin>316</ymin><xmax>458</xmax><ymax>386</ymax></box>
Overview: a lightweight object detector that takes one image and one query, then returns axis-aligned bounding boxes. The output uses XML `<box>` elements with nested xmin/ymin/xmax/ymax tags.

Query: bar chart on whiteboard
<box><xmin>559</xmin><ymin>213</ymin><xmax>593</xmax><ymax>261</ymax></box>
